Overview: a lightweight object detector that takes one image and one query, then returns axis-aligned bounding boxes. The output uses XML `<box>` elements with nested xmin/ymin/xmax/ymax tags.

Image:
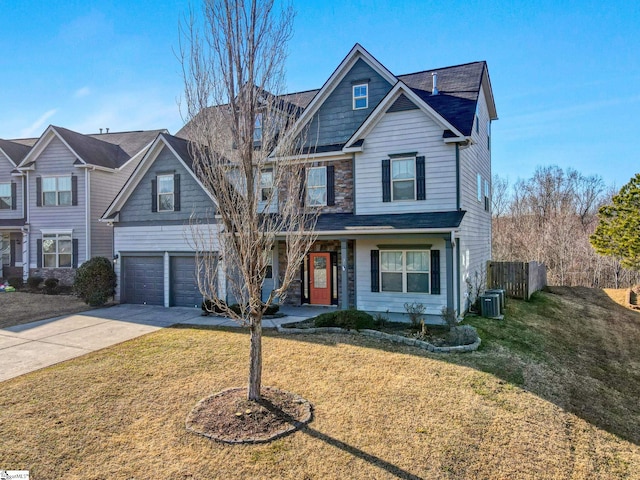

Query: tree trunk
<box><xmin>247</xmin><ymin>315</ymin><xmax>263</xmax><ymax>401</ymax></box>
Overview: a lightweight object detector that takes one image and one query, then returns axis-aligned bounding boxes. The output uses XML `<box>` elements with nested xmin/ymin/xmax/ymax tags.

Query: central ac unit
<box><xmin>485</xmin><ymin>288</ymin><xmax>506</xmax><ymax>313</ymax></box>
<box><xmin>480</xmin><ymin>293</ymin><xmax>501</xmax><ymax>318</ymax></box>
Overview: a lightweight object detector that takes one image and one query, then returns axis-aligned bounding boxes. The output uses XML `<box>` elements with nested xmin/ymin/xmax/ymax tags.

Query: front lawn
<box><xmin>0</xmin><ymin>291</ymin><xmax>93</xmax><ymax>329</ymax></box>
<box><xmin>1</xmin><ymin>287</ymin><xmax>639</xmax><ymax>479</ymax></box>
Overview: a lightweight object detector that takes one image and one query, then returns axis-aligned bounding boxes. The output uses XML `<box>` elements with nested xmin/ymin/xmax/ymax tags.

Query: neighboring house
<box><xmin>104</xmin><ymin>43</ymin><xmax>497</xmax><ymax>315</ymax></box>
<box><xmin>5</xmin><ymin>126</ymin><xmax>165</xmax><ymax>283</ymax></box>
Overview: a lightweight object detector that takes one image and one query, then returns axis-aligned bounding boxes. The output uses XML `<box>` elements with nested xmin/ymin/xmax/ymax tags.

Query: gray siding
<box><xmin>118</xmin><ymin>145</ymin><xmax>216</xmax><ymax>225</ymax></box>
<box><xmin>305</xmin><ymin>58</ymin><xmax>393</xmax><ymax>147</ymax></box>
<box><xmin>0</xmin><ymin>155</ymin><xmax>24</xmax><ymax>220</ymax></box>
<box><xmin>27</xmin><ymin>137</ymin><xmax>87</xmax><ymax>268</ymax></box>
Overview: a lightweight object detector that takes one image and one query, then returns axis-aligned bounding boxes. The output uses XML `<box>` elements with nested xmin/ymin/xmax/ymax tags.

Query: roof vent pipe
<box><xmin>99</xmin><ymin>128</ymin><xmax>103</xmax><ymax>134</ymax></box>
<box><xmin>106</xmin><ymin>128</ymin><xmax>109</xmax><ymax>133</ymax></box>
<box><xmin>431</xmin><ymin>72</ymin><xmax>439</xmax><ymax>96</ymax></box>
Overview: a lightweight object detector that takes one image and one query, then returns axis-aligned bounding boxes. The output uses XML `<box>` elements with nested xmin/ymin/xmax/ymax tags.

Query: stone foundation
<box><xmin>29</xmin><ymin>268</ymin><xmax>76</xmax><ymax>286</ymax></box>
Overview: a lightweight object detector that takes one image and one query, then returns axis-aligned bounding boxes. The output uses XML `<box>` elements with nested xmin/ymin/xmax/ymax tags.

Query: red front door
<box><xmin>309</xmin><ymin>252</ymin><xmax>331</xmax><ymax>305</ymax></box>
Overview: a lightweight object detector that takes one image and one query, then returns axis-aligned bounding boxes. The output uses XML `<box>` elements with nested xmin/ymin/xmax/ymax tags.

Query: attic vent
<box><xmin>431</xmin><ymin>72</ymin><xmax>439</xmax><ymax>96</ymax></box>
<box><xmin>387</xmin><ymin>94</ymin><xmax>419</xmax><ymax>113</ymax></box>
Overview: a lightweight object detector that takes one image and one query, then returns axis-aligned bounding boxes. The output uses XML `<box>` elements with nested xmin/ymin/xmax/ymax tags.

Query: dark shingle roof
<box><xmin>160</xmin><ymin>133</ymin><xmax>194</xmax><ymax>170</ymax></box>
<box><xmin>0</xmin><ymin>139</ymin><xmax>32</xmax><ymax>164</ymax></box>
<box><xmin>0</xmin><ymin>218</ymin><xmax>26</xmax><ymax>227</ymax></box>
<box><xmin>314</xmin><ymin>211</ymin><xmax>465</xmax><ymax>232</ymax></box>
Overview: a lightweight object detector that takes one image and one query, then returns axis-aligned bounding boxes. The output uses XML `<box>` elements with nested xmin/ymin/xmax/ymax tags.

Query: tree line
<box><xmin>492</xmin><ymin>165</ymin><xmax>640</xmax><ymax>288</ymax></box>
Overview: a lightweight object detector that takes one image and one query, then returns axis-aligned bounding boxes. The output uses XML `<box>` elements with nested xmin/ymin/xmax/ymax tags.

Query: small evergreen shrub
<box><xmin>7</xmin><ymin>277</ymin><xmax>24</xmax><ymax>289</ymax></box>
<box><xmin>314</xmin><ymin>309</ymin><xmax>374</xmax><ymax>330</ymax></box>
<box><xmin>27</xmin><ymin>276</ymin><xmax>44</xmax><ymax>289</ymax></box>
<box><xmin>44</xmin><ymin>277</ymin><xmax>60</xmax><ymax>295</ymax></box>
<box><xmin>74</xmin><ymin>257</ymin><xmax>116</xmax><ymax>306</ymax></box>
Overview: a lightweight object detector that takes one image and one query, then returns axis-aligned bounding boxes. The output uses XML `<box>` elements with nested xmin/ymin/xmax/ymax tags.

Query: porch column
<box><xmin>445</xmin><ymin>238</ymin><xmax>454</xmax><ymax>311</ymax></box>
<box><xmin>22</xmin><ymin>229</ymin><xmax>29</xmax><ymax>281</ymax></box>
<box><xmin>340</xmin><ymin>239</ymin><xmax>348</xmax><ymax>310</ymax></box>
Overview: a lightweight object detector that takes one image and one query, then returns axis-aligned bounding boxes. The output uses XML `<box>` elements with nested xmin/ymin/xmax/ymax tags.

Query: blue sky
<box><xmin>1</xmin><ymin>0</ymin><xmax>638</xmax><ymax>188</ymax></box>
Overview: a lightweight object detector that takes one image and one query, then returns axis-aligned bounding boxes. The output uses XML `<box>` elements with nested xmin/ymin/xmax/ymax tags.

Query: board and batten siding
<box><xmin>355</xmin><ymin>109</ymin><xmax>457</xmax><ymax>215</ymax></box>
<box><xmin>305</xmin><ymin>58</ymin><xmax>393</xmax><ymax>147</ymax></box>
<box><xmin>118</xmin><ymin>145</ymin><xmax>216</xmax><ymax>225</ymax></box>
<box><xmin>457</xmin><ymin>87</ymin><xmax>492</xmax><ymax>311</ymax></box>
<box><xmin>0</xmin><ymin>155</ymin><xmax>24</xmax><ymax>220</ymax></box>
<box><xmin>27</xmin><ymin>136</ymin><xmax>86</xmax><ymax>268</ymax></box>
<box><xmin>355</xmin><ymin>237</ymin><xmax>447</xmax><ymax>314</ymax></box>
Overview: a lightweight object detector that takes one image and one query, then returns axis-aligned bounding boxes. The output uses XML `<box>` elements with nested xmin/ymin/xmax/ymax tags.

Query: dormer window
<box><xmin>157</xmin><ymin>174</ymin><xmax>175</xmax><ymax>211</ymax></box>
<box><xmin>353</xmin><ymin>84</ymin><xmax>368</xmax><ymax>110</ymax></box>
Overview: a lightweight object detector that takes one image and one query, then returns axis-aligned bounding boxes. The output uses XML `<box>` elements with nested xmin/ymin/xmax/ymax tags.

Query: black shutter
<box><xmin>11</xmin><ymin>182</ymin><xmax>17</xmax><ymax>210</ymax></box>
<box><xmin>36</xmin><ymin>177</ymin><xmax>42</xmax><ymax>207</ymax></box>
<box><xmin>71</xmin><ymin>175</ymin><xmax>78</xmax><ymax>206</ymax></box>
<box><xmin>299</xmin><ymin>167</ymin><xmax>306</xmax><ymax>207</ymax></box>
<box><xmin>326</xmin><ymin>165</ymin><xmax>335</xmax><ymax>206</ymax></box>
<box><xmin>431</xmin><ymin>249</ymin><xmax>440</xmax><ymax>295</ymax></box>
<box><xmin>370</xmin><ymin>249</ymin><xmax>380</xmax><ymax>292</ymax></box>
<box><xmin>37</xmin><ymin>239</ymin><xmax>42</xmax><ymax>268</ymax></box>
<box><xmin>416</xmin><ymin>156</ymin><xmax>426</xmax><ymax>201</ymax></box>
<box><xmin>72</xmin><ymin>239</ymin><xmax>79</xmax><ymax>268</ymax></box>
<box><xmin>151</xmin><ymin>178</ymin><xmax>157</xmax><ymax>212</ymax></box>
<box><xmin>10</xmin><ymin>240</ymin><xmax>16</xmax><ymax>265</ymax></box>
<box><xmin>382</xmin><ymin>159</ymin><xmax>391</xmax><ymax>202</ymax></box>
<box><xmin>174</xmin><ymin>174</ymin><xmax>181</xmax><ymax>211</ymax></box>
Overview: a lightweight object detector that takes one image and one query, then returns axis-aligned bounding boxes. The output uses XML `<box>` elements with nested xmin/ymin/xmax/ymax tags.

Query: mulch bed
<box><xmin>186</xmin><ymin>386</ymin><xmax>313</xmax><ymax>444</ymax></box>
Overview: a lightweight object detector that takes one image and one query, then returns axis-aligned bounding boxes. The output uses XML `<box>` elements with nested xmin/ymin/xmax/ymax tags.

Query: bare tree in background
<box><xmin>180</xmin><ymin>0</ymin><xmax>318</xmax><ymax>401</ymax></box>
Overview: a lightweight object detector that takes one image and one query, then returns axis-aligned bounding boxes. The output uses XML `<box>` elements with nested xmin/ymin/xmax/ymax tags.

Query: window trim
<box><xmin>0</xmin><ymin>182</ymin><xmax>11</xmax><ymax>209</ymax></box>
<box><xmin>380</xmin><ymin>249</ymin><xmax>431</xmax><ymax>294</ymax></box>
<box><xmin>157</xmin><ymin>174</ymin><xmax>175</xmax><ymax>212</ymax></box>
<box><xmin>42</xmin><ymin>232</ymin><xmax>73</xmax><ymax>269</ymax></box>
<box><xmin>42</xmin><ymin>175</ymin><xmax>72</xmax><ymax>206</ymax></box>
<box><xmin>391</xmin><ymin>157</ymin><xmax>416</xmax><ymax>202</ymax></box>
<box><xmin>306</xmin><ymin>166</ymin><xmax>327</xmax><ymax>207</ymax></box>
<box><xmin>254</xmin><ymin>113</ymin><xmax>263</xmax><ymax>143</ymax></box>
<box><xmin>353</xmin><ymin>84</ymin><xmax>368</xmax><ymax>110</ymax></box>
<box><xmin>477</xmin><ymin>173</ymin><xmax>483</xmax><ymax>202</ymax></box>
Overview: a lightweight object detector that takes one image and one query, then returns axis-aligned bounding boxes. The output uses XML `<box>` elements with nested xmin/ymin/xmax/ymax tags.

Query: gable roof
<box><xmin>18</xmin><ymin>126</ymin><xmax>166</xmax><ymax>170</ymax></box>
<box><xmin>0</xmin><ymin>139</ymin><xmax>32</xmax><ymax>167</ymax></box>
<box><xmin>101</xmin><ymin>133</ymin><xmax>216</xmax><ymax>221</ymax></box>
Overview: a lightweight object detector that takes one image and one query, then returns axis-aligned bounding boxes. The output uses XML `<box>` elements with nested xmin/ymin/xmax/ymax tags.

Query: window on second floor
<box><xmin>307</xmin><ymin>166</ymin><xmax>327</xmax><ymax>207</ymax></box>
<box><xmin>254</xmin><ymin>113</ymin><xmax>263</xmax><ymax>143</ymax></box>
<box><xmin>392</xmin><ymin>158</ymin><xmax>415</xmax><ymax>201</ymax></box>
<box><xmin>0</xmin><ymin>183</ymin><xmax>11</xmax><ymax>209</ymax></box>
<box><xmin>260</xmin><ymin>169</ymin><xmax>273</xmax><ymax>202</ymax></box>
<box><xmin>484</xmin><ymin>178</ymin><xmax>490</xmax><ymax>212</ymax></box>
<box><xmin>157</xmin><ymin>174</ymin><xmax>175</xmax><ymax>211</ymax></box>
<box><xmin>42</xmin><ymin>176</ymin><xmax>72</xmax><ymax>206</ymax></box>
<box><xmin>42</xmin><ymin>233</ymin><xmax>72</xmax><ymax>268</ymax></box>
<box><xmin>353</xmin><ymin>84</ymin><xmax>368</xmax><ymax>110</ymax></box>
<box><xmin>477</xmin><ymin>173</ymin><xmax>483</xmax><ymax>203</ymax></box>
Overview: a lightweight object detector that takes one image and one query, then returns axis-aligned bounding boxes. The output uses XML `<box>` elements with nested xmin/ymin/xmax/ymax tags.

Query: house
<box><xmin>1</xmin><ymin>126</ymin><xmax>165</xmax><ymax>283</ymax></box>
<box><xmin>106</xmin><ymin>43</ymin><xmax>497</xmax><ymax>315</ymax></box>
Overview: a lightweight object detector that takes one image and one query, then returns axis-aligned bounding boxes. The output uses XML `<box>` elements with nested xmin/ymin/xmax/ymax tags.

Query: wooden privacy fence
<box><xmin>486</xmin><ymin>261</ymin><xmax>547</xmax><ymax>300</ymax></box>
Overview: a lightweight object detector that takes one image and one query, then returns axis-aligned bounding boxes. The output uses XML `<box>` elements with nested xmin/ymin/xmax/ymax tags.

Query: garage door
<box><xmin>170</xmin><ymin>256</ymin><xmax>203</xmax><ymax>308</ymax></box>
<box><xmin>123</xmin><ymin>256</ymin><xmax>164</xmax><ymax>305</ymax></box>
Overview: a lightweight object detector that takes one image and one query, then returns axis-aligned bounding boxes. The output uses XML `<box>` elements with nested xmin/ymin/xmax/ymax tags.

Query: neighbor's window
<box><xmin>42</xmin><ymin>176</ymin><xmax>71</xmax><ymax>206</ymax></box>
<box><xmin>0</xmin><ymin>183</ymin><xmax>10</xmax><ymax>209</ymax></box>
<box><xmin>380</xmin><ymin>250</ymin><xmax>430</xmax><ymax>293</ymax></box>
<box><xmin>353</xmin><ymin>84</ymin><xmax>368</xmax><ymax>109</ymax></box>
<box><xmin>157</xmin><ymin>174</ymin><xmax>174</xmax><ymax>211</ymax></box>
<box><xmin>307</xmin><ymin>166</ymin><xmax>327</xmax><ymax>206</ymax></box>
<box><xmin>484</xmin><ymin>178</ymin><xmax>490</xmax><ymax>212</ymax></box>
<box><xmin>254</xmin><ymin>113</ymin><xmax>263</xmax><ymax>142</ymax></box>
<box><xmin>260</xmin><ymin>169</ymin><xmax>273</xmax><ymax>202</ymax></box>
<box><xmin>487</xmin><ymin>120</ymin><xmax>491</xmax><ymax>150</ymax></box>
<box><xmin>392</xmin><ymin>158</ymin><xmax>415</xmax><ymax>201</ymax></box>
<box><xmin>42</xmin><ymin>233</ymin><xmax>72</xmax><ymax>268</ymax></box>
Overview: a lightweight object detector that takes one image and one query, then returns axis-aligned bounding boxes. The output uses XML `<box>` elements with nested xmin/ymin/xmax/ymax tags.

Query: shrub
<box><xmin>314</xmin><ymin>309</ymin><xmax>374</xmax><ymax>330</ymax></box>
<box><xmin>7</xmin><ymin>277</ymin><xmax>24</xmax><ymax>289</ymax></box>
<box><xmin>440</xmin><ymin>306</ymin><xmax>458</xmax><ymax>330</ymax></box>
<box><xmin>229</xmin><ymin>303</ymin><xmax>280</xmax><ymax>316</ymax></box>
<box><xmin>27</xmin><ymin>276</ymin><xmax>44</xmax><ymax>289</ymax></box>
<box><xmin>202</xmin><ymin>300</ymin><xmax>280</xmax><ymax>317</ymax></box>
<box><xmin>44</xmin><ymin>277</ymin><xmax>60</xmax><ymax>295</ymax></box>
<box><xmin>404</xmin><ymin>302</ymin><xmax>426</xmax><ymax>329</ymax></box>
<box><xmin>74</xmin><ymin>257</ymin><xmax>116</xmax><ymax>306</ymax></box>
<box><xmin>447</xmin><ymin>325</ymin><xmax>479</xmax><ymax>346</ymax></box>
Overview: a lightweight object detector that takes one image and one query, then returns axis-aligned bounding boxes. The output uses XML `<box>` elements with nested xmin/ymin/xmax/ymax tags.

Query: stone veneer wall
<box><xmin>279</xmin><ymin>239</ymin><xmax>355</xmax><ymax>307</ymax></box>
<box><xmin>29</xmin><ymin>268</ymin><xmax>76</xmax><ymax>286</ymax></box>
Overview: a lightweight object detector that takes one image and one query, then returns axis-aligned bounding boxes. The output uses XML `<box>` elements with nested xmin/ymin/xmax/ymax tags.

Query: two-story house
<box><xmin>104</xmin><ymin>44</ymin><xmax>496</xmax><ymax>315</ymax></box>
<box><xmin>1</xmin><ymin>126</ymin><xmax>165</xmax><ymax>283</ymax></box>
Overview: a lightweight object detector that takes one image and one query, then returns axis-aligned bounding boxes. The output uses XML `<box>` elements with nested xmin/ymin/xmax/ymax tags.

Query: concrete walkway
<box><xmin>0</xmin><ymin>304</ymin><xmax>327</xmax><ymax>382</ymax></box>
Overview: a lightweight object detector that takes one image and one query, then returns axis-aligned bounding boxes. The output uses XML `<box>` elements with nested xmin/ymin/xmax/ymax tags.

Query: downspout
<box><xmin>451</xmin><ymin>231</ymin><xmax>459</xmax><ymax>316</ymax></box>
<box><xmin>455</xmin><ymin>143</ymin><xmax>460</xmax><ymax>210</ymax></box>
<box><xmin>85</xmin><ymin>168</ymin><xmax>91</xmax><ymax>265</ymax></box>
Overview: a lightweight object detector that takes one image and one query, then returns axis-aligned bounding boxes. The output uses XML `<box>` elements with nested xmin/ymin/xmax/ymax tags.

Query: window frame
<box><xmin>42</xmin><ymin>175</ymin><xmax>72</xmax><ymax>206</ymax></box>
<box><xmin>254</xmin><ymin>113</ymin><xmax>263</xmax><ymax>143</ymax></box>
<box><xmin>391</xmin><ymin>157</ymin><xmax>416</xmax><ymax>202</ymax></box>
<box><xmin>157</xmin><ymin>174</ymin><xmax>175</xmax><ymax>212</ymax></box>
<box><xmin>306</xmin><ymin>166</ymin><xmax>327</xmax><ymax>207</ymax></box>
<box><xmin>0</xmin><ymin>183</ymin><xmax>11</xmax><ymax>209</ymax></box>
<box><xmin>42</xmin><ymin>233</ymin><xmax>72</xmax><ymax>268</ymax></box>
<box><xmin>260</xmin><ymin>169</ymin><xmax>274</xmax><ymax>202</ymax></box>
<box><xmin>353</xmin><ymin>84</ymin><xmax>368</xmax><ymax>110</ymax></box>
<box><xmin>477</xmin><ymin>173</ymin><xmax>483</xmax><ymax>202</ymax></box>
<box><xmin>484</xmin><ymin>178</ymin><xmax>490</xmax><ymax>212</ymax></box>
<box><xmin>380</xmin><ymin>249</ymin><xmax>430</xmax><ymax>294</ymax></box>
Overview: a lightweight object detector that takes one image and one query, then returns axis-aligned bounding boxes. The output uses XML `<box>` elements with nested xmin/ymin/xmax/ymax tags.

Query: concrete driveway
<box><xmin>0</xmin><ymin>304</ymin><xmax>318</xmax><ymax>382</ymax></box>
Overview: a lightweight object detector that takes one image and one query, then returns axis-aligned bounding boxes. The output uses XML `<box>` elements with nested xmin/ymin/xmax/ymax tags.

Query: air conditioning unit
<box><xmin>480</xmin><ymin>293</ymin><xmax>501</xmax><ymax>318</ymax></box>
<box><xmin>485</xmin><ymin>288</ymin><xmax>506</xmax><ymax>313</ymax></box>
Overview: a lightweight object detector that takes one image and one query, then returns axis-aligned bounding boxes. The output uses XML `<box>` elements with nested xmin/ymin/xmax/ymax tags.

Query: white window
<box><xmin>307</xmin><ymin>166</ymin><xmax>327</xmax><ymax>206</ymax></box>
<box><xmin>42</xmin><ymin>176</ymin><xmax>71</xmax><ymax>206</ymax></box>
<box><xmin>254</xmin><ymin>113</ymin><xmax>263</xmax><ymax>142</ymax></box>
<box><xmin>392</xmin><ymin>158</ymin><xmax>415</xmax><ymax>201</ymax></box>
<box><xmin>260</xmin><ymin>169</ymin><xmax>273</xmax><ymax>202</ymax></box>
<box><xmin>0</xmin><ymin>183</ymin><xmax>11</xmax><ymax>209</ymax></box>
<box><xmin>380</xmin><ymin>250</ymin><xmax>430</xmax><ymax>293</ymax></box>
<box><xmin>157</xmin><ymin>174</ymin><xmax>174</xmax><ymax>211</ymax></box>
<box><xmin>353</xmin><ymin>84</ymin><xmax>368</xmax><ymax>110</ymax></box>
<box><xmin>42</xmin><ymin>233</ymin><xmax>72</xmax><ymax>268</ymax></box>
<box><xmin>477</xmin><ymin>174</ymin><xmax>482</xmax><ymax>202</ymax></box>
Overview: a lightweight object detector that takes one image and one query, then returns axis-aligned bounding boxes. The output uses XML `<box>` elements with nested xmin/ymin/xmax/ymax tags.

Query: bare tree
<box><xmin>180</xmin><ymin>0</ymin><xmax>318</xmax><ymax>401</ymax></box>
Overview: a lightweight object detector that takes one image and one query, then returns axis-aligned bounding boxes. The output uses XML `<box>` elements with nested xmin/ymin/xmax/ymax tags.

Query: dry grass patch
<box><xmin>1</xmin><ymin>319</ymin><xmax>639</xmax><ymax>479</ymax></box>
<box><xmin>0</xmin><ymin>291</ymin><xmax>93</xmax><ymax>328</ymax></box>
